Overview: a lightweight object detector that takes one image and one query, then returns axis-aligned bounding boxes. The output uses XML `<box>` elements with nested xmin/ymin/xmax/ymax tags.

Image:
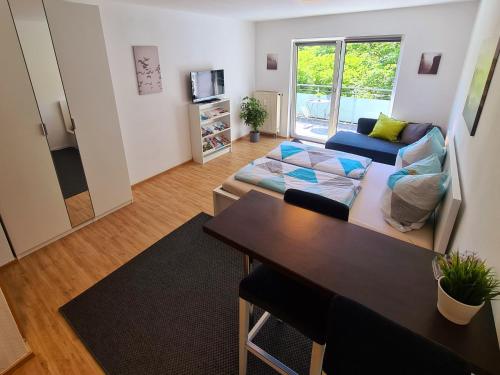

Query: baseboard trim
<box><xmin>132</xmin><ymin>158</ymin><xmax>193</xmax><ymax>187</ymax></box>
<box><xmin>131</xmin><ymin>132</ymin><xmax>284</xmax><ymax>188</ymax></box>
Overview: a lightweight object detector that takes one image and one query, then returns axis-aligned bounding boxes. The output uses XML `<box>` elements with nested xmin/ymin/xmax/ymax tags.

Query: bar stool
<box><xmin>323</xmin><ymin>295</ymin><xmax>469</xmax><ymax>375</ymax></box>
<box><xmin>239</xmin><ymin>265</ymin><xmax>333</xmax><ymax>375</ymax></box>
<box><xmin>238</xmin><ymin>189</ymin><xmax>349</xmax><ymax>375</ymax></box>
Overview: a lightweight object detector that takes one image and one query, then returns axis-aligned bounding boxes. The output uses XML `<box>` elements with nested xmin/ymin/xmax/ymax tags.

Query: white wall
<box><xmin>255</xmin><ymin>2</ymin><xmax>478</xmax><ymax>136</ymax></box>
<box><xmin>96</xmin><ymin>2</ymin><xmax>255</xmax><ymax>183</ymax></box>
<box><xmin>447</xmin><ymin>0</ymin><xmax>500</xmax><ymax>342</ymax></box>
<box><xmin>15</xmin><ymin>19</ymin><xmax>75</xmax><ymax>151</ymax></box>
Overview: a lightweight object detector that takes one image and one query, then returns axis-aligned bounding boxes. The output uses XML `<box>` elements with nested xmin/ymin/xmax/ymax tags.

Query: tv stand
<box><xmin>189</xmin><ymin>98</ymin><xmax>232</xmax><ymax>164</ymax></box>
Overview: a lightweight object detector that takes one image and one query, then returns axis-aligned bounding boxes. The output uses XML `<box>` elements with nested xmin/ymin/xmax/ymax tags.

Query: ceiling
<box><xmin>101</xmin><ymin>0</ymin><xmax>474</xmax><ymax>21</ymax></box>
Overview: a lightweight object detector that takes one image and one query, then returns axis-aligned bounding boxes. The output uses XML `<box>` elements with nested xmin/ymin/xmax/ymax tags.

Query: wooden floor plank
<box><xmin>0</xmin><ymin>135</ymin><xmax>282</xmax><ymax>375</ymax></box>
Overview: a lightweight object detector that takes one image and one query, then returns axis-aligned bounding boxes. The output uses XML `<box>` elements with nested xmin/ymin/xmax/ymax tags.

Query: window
<box><xmin>290</xmin><ymin>37</ymin><xmax>402</xmax><ymax>142</ymax></box>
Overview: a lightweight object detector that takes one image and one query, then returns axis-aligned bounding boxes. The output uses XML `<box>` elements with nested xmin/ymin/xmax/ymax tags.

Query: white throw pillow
<box><xmin>382</xmin><ymin>155</ymin><xmax>448</xmax><ymax>232</ymax></box>
<box><xmin>395</xmin><ymin>127</ymin><xmax>446</xmax><ymax>169</ymax></box>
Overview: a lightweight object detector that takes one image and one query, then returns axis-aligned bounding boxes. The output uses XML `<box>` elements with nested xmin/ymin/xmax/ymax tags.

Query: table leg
<box><xmin>243</xmin><ymin>254</ymin><xmax>253</xmax><ymax>276</ymax></box>
<box><xmin>243</xmin><ymin>255</ymin><xmax>255</xmax><ymax>325</ymax></box>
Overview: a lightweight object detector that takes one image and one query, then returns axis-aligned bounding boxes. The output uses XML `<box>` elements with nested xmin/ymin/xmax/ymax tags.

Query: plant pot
<box><xmin>437</xmin><ymin>277</ymin><xmax>484</xmax><ymax>325</ymax></box>
<box><xmin>250</xmin><ymin>131</ymin><xmax>260</xmax><ymax>143</ymax></box>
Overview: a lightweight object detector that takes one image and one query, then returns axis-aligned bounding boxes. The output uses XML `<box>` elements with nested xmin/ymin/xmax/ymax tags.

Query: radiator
<box><xmin>254</xmin><ymin>91</ymin><xmax>282</xmax><ymax>136</ymax></box>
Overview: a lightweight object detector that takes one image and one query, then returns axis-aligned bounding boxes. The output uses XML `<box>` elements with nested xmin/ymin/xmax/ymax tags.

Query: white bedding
<box><xmin>221</xmin><ymin>161</ymin><xmax>433</xmax><ymax>250</ymax></box>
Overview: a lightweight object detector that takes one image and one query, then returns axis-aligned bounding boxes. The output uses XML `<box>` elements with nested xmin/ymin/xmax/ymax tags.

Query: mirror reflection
<box><xmin>9</xmin><ymin>0</ymin><xmax>95</xmax><ymax>227</ymax></box>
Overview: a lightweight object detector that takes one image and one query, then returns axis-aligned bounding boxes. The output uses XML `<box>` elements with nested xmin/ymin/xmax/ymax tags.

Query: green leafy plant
<box><xmin>438</xmin><ymin>251</ymin><xmax>500</xmax><ymax>306</ymax></box>
<box><xmin>240</xmin><ymin>97</ymin><xmax>268</xmax><ymax>133</ymax></box>
<box><xmin>296</xmin><ymin>42</ymin><xmax>401</xmax><ymax>99</ymax></box>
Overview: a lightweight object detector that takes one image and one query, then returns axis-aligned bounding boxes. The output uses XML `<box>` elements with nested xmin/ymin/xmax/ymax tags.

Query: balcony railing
<box><xmin>296</xmin><ymin>84</ymin><xmax>392</xmax><ymax>126</ymax></box>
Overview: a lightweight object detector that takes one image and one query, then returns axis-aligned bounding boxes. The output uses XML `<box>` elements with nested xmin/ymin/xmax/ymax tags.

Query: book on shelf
<box><xmin>201</xmin><ymin>121</ymin><xmax>229</xmax><ymax>137</ymax></box>
<box><xmin>200</xmin><ymin>107</ymin><xmax>228</xmax><ymax>121</ymax></box>
<box><xmin>202</xmin><ymin>135</ymin><xmax>230</xmax><ymax>153</ymax></box>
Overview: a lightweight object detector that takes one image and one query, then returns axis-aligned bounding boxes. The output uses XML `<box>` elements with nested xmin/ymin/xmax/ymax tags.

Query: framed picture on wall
<box><xmin>418</xmin><ymin>52</ymin><xmax>442</xmax><ymax>74</ymax></box>
<box><xmin>133</xmin><ymin>46</ymin><xmax>163</xmax><ymax>95</ymax></box>
<box><xmin>267</xmin><ymin>53</ymin><xmax>278</xmax><ymax>70</ymax></box>
<box><xmin>463</xmin><ymin>36</ymin><xmax>500</xmax><ymax>136</ymax></box>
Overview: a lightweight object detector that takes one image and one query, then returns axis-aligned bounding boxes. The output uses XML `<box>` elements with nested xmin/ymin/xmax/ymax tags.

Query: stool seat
<box><xmin>239</xmin><ymin>264</ymin><xmax>333</xmax><ymax>344</ymax></box>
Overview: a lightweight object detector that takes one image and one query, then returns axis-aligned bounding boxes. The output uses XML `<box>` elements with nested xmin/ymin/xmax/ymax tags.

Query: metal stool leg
<box><xmin>309</xmin><ymin>342</ymin><xmax>326</xmax><ymax>375</ymax></box>
<box><xmin>239</xmin><ymin>298</ymin><xmax>250</xmax><ymax>375</ymax></box>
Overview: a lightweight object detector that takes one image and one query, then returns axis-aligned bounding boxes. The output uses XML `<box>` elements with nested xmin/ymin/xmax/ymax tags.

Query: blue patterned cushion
<box><xmin>396</xmin><ymin>154</ymin><xmax>442</xmax><ymax>176</ymax></box>
<box><xmin>382</xmin><ymin>156</ymin><xmax>448</xmax><ymax>232</ymax></box>
<box><xmin>395</xmin><ymin>127</ymin><xmax>445</xmax><ymax>168</ymax></box>
<box><xmin>267</xmin><ymin>141</ymin><xmax>372</xmax><ymax>179</ymax></box>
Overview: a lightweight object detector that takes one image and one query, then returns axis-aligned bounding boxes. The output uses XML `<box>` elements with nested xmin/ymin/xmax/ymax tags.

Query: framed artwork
<box><xmin>267</xmin><ymin>53</ymin><xmax>278</xmax><ymax>70</ymax></box>
<box><xmin>463</xmin><ymin>37</ymin><xmax>500</xmax><ymax>136</ymax></box>
<box><xmin>418</xmin><ymin>52</ymin><xmax>442</xmax><ymax>75</ymax></box>
<box><xmin>133</xmin><ymin>46</ymin><xmax>162</xmax><ymax>95</ymax></box>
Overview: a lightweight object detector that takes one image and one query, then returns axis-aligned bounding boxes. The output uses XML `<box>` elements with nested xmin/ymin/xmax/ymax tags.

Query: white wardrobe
<box><xmin>0</xmin><ymin>0</ymin><xmax>132</xmax><ymax>258</ymax></box>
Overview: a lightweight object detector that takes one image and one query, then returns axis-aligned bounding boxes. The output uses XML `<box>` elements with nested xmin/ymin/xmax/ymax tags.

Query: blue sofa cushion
<box><xmin>325</xmin><ymin>131</ymin><xmax>405</xmax><ymax>165</ymax></box>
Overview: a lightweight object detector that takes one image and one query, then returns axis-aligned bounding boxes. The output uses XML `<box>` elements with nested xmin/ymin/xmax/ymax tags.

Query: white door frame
<box><xmin>289</xmin><ymin>38</ymin><xmax>345</xmax><ymax>143</ymax></box>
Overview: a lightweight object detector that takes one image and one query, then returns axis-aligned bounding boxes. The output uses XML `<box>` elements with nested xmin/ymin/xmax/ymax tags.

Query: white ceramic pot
<box><xmin>437</xmin><ymin>277</ymin><xmax>484</xmax><ymax>325</ymax></box>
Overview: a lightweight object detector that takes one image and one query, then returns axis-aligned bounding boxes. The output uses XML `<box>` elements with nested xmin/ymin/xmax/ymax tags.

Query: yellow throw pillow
<box><xmin>369</xmin><ymin>113</ymin><xmax>408</xmax><ymax>142</ymax></box>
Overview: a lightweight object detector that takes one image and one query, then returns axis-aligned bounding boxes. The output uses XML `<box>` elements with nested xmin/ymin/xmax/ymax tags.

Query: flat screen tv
<box><xmin>190</xmin><ymin>69</ymin><xmax>225</xmax><ymax>103</ymax></box>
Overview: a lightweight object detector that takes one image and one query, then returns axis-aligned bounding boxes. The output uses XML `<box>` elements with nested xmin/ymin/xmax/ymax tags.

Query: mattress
<box><xmin>222</xmin><ymin>162</ymin><xmax>434</xmax><ymax>250</ymax></box>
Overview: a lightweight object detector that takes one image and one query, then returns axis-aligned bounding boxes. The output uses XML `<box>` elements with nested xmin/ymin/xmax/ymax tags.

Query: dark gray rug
<box><xmin>60</xmin><ymin>213</ymin><xmax>312</xmax><ymax>374</ymax></box>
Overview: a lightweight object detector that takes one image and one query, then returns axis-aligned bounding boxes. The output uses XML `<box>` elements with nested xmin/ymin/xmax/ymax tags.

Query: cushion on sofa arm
<box><xmin>400</xmin><ymin>123</ymin><xmax>433</xmax><ymax>145</ymax></box>
<box><xmin>357</xmin><ymin>118</ymin><xmax>378</xmax><ymax>135</ymax></box>
<box><xmin>326</xmin><ymin>131</ymin><xmax>405</xmax><ymax>165</ymax></box>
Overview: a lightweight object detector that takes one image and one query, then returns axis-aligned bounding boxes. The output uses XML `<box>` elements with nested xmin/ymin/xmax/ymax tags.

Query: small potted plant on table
<box><xmin>240</xmin><ymin>96</ymin><xmax>268</xmax><ymax>143</ymax></box>
<box><xmin>437</xmin><ymin>251</ymin><xmax>500</xmax><ymax>325</ymax></box>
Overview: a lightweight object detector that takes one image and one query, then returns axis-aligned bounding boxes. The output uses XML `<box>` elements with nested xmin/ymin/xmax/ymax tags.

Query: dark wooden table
<box><xmin>203</xmin><ymin>190</ymin><xmax>500</xmax><ymax>375</ymax></box>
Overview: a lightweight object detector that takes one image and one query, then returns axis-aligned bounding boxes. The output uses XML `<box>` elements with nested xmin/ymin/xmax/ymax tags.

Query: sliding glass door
<box><xmin>291</xmin><ymin>40</ymin><xmax>343</xmax><ymax>143</ymax></box>
<box><xmin>291</xmin><ymin>37</ymin><xmax>401</xmax><ymax>142</ymax></box>
<box><xmin>337</xmin><ymin>39</ymin><xmax>401</xmax><ymax>132</ymax></box>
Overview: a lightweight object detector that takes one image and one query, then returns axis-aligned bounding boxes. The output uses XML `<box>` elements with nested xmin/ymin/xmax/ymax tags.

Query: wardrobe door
<box><xmin>44</xmin><ymin>0</ymin><xmax>132</xmax><ymax>217</ymax></box>
<box><xmin>0</xmin><ymin>0</ymin><xmax>71</xmax><ymax>256</ymax></box>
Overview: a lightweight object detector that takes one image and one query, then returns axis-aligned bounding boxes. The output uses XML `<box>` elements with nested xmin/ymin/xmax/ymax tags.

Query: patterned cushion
<box><xmin>395</xmin><ymin>127</ymin><xmax>445</xmax><ymax>168</ymax></box>
<box><xmin>399</xmin><ymin>123</ymin><xmax>433</xmax><ymax>145</ymax></box>
<box><xmin>398</xmin><ymin>154</ymin><xmax>443</xmax><ymax>175</ymax></box>
<box><xmin>382</xmin><ymin>156</ymin><xmax>448</xmax><ymax>232</ymax></box>
<box><xmin>267</xmin><ymin>141</ymin><xmax>372</xmax><ymax>179</ymax></box>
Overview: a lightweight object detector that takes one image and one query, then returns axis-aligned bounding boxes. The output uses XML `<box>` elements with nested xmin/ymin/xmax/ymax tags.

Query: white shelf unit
<box><xmin>189</xmin><ymin>98</ymin><xmax>232</xmax><ymax>164</ymax></box>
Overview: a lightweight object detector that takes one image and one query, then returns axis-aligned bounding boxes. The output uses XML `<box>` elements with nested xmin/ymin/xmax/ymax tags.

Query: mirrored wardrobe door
<box><xmin>8</xmin><ymin>0</ymin><xmax>95</xmax><ymax>227</ymax></box>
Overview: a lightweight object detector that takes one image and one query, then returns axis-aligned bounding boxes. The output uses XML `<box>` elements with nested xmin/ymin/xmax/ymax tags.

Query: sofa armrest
<box><xmin>357</xmin><ymin>118</ymin><xmax>378</xmax><ymax>135</ymax></box>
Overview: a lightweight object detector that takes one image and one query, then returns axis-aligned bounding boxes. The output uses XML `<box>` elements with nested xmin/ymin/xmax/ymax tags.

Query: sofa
<box><xmin>325</xmin><ymin>118</ymin><xmax>438</xmax><ymax>165</ymax></box>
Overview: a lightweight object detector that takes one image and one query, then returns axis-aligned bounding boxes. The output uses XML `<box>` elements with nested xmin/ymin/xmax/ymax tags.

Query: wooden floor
<box><xmin>0</xmin><ymin>135</ymin><xmax>282</xmax><ymax>375</ymax></box>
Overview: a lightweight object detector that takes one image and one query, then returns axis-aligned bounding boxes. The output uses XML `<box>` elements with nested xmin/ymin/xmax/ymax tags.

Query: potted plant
<box><xmin>437</xmin><ymin>251</ymin><xmax>500</xmax><ymax>325</ymax></box>
<box><xmin>240</xmin><ymin>96</ymin><xmax>268</xmax><ymax>143</ymax></box>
